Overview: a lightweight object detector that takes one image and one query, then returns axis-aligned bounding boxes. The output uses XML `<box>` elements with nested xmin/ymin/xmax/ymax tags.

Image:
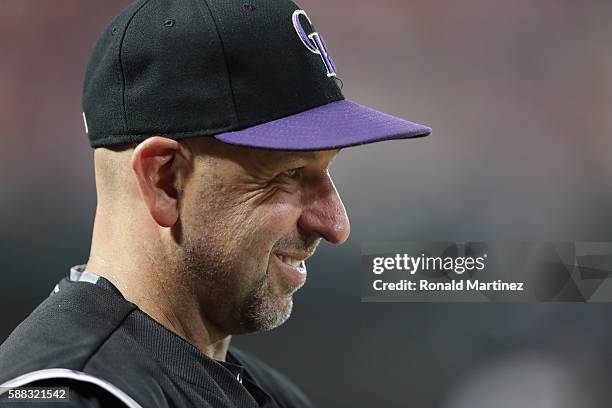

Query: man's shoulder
<box><xmin>0</xmin><ymin>279</ymin><xmax>168</xmax><ymax>407</ymax></box>
<box><xmin>0</xmin><ymin>278</ymin><xmax>137</xmax><ymax>382</ymax></box>
<box><xmin>229</xmin><ymin>347</ymin><xmax>315</xmax><ymax>408</ymax></box>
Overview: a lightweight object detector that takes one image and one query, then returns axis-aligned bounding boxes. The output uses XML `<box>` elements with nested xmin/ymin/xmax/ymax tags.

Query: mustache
<box><xmin>273</xmin><ymin>235</ymin><xmax>321</xmax><ymax>257</ymax></box>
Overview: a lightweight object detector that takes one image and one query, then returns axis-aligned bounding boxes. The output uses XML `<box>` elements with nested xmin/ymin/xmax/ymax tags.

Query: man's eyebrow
<box><xmin>283</xmin><ymin>152</ymin><xmax>316</xmax><ymax>161</ymax></box>
<box><xmin>278</xmin><ymin>150</ymin><xmax>340</xmax><ymax>162</ymax></box>
<box><xmin>256</xmin><ymin>149</ymin><xmax>340</xmax><ymax>170</ymax></box>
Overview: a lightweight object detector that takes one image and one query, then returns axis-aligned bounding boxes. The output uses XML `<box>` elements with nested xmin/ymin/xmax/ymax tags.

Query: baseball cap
<box><xmin>82</xmin><ymin>0</ymin><xmax>431</xmax><ymax>150</ymax></box>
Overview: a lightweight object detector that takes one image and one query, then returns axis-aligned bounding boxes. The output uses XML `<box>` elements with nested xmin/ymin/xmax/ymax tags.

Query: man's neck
<box><xmin>86</xmin><ymin>254</ymin><xmax>232</xmax><ymax>362</ymax></box>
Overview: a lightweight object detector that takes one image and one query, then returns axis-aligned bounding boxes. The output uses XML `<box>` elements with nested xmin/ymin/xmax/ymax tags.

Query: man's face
<box><xmin>177</xmin><ymin>139</ymin><xmax>350</xmax><ymax>335</ymax></box>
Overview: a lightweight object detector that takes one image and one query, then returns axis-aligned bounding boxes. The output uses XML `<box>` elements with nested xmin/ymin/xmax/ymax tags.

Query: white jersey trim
<box><xmin>0</xmin><ymin>368</ymin><xmax>142</xmax><ymax>408</ymax></box>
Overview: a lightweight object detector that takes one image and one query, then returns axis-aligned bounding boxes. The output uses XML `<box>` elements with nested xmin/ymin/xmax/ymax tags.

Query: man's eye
<box><xmin>281</xmin><ymin>168</ymin><xmax>303</xmax><ymax>178</ymax></box>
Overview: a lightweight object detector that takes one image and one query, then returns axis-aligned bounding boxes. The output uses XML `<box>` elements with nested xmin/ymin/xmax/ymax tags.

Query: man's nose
<box><xmin>298</xmin><ymin>174</ymin><xmax>350</xmax><ymax>245</ymax></box>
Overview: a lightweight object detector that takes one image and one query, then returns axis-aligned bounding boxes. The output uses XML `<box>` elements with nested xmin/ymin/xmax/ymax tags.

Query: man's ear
<box><xmin>131</xmin><ymin>136</ymin><xmax>181</xmax><ymax>228</ymax></box>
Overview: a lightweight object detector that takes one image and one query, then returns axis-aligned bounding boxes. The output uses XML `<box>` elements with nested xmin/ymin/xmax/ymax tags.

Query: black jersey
<box><xmin>0</xmin><ymin>267</ymin><xmax>314</xmax><ymax>407</ymax></box>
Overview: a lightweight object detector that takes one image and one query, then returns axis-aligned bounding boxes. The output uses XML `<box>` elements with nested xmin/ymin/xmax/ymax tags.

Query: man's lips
<box><xmin>274</xmin><ymin>250</ymin><xmax>312</xmax><ymax>268</ymax></box>
<box><xmin>272</xmin><ymin>251</ymin><xmax>312</xmax><ymax>289</ymax></box>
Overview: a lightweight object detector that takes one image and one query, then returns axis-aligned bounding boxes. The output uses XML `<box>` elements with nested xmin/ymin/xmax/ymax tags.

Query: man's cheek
<box><xmin>265</xmin><ymin>202</ymin><xmax>301</xmax><ymax>232</ymax></box>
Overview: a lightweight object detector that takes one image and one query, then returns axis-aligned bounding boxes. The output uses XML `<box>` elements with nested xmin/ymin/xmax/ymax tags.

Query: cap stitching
<box><xmin>90</xmin><ymin>121</ymin><xmax>231</xmax><ymax>138</ymax></box>
<box><xmin>117</xmin><ymin>0</ymin><xmax>155</xmax><ymax>135</ymax></box>
<box><xmin>196</xmin><ymin>0</ymin><xmax>241</xmax><ymax>128</ymax></box>
<box><xmin>89</xmin><ymin>124</ymin><xmax>233</xmax><ymax>148</ymax></box>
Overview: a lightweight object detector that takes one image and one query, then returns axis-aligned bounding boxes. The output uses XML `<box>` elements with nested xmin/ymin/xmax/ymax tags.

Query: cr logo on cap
<box><xmin>292</xmin><ymin>10</ymin><xmax>337</xmax><ymax>78</ymax></box>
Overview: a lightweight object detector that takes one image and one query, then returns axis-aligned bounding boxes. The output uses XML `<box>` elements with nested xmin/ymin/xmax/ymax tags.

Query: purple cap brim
<box><xmin>214</xmin><ymin>100</ymin><xmax>431</xmax><ymax>151</ymax></box>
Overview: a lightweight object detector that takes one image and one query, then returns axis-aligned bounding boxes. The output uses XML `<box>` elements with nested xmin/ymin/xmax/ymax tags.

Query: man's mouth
<box><xmin>278</xmin><ymin>256</ymin><xmax>306</xmax><ymax>274</ymax></box>
<box><xmin>272</xmin><ymin>251</ymin><xmax>312</xmax><ymax>289</ymax></box>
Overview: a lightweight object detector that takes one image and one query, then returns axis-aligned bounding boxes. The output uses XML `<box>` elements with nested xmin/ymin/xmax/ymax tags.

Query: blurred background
<box><xmin>2</xmin><ymin>0</ymin><xmax>612</xmax><ymax>406</ymax></box>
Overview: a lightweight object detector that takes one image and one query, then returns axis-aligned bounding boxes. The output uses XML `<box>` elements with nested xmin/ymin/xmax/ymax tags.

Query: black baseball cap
<box><xmin>82</xmin><ymin>0</ymin><xmax>431</xmax><ymax>150</ymax></box>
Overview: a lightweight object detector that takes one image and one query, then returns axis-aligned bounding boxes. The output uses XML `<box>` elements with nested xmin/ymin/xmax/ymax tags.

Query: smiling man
<box><xmin>89</xmin><ymin>138</ymin><xmax>347</xmax><ymax>353</ymax></box>
<box><xmin>0</xmin><ymin>0</ymin><xmax>430</xmax><ymax>407</ymax></box>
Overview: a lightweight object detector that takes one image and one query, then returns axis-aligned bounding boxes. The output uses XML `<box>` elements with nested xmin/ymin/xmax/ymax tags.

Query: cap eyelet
<box><xmin>164</xmin><ymin>19</ymin><xmax>175</xmax><ymax>27</ymax></box>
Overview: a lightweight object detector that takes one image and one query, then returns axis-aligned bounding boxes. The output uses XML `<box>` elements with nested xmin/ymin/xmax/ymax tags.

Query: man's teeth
<box><xmin>280</xmin><ymin>256</ymin><xmax>302</xmax><ymax>268</ymax></box>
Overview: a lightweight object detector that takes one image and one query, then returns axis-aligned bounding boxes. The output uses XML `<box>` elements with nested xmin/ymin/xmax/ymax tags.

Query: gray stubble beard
<box><xmin>238</xmin><ymin>273</ymin><xmax>294</xmax><ymax>333</ymax></box>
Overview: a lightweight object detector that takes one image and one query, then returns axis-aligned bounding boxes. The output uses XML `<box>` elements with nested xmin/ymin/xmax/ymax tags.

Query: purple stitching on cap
<box><xmin>319</xmin><ymin>35</ymin><xmax>337</xmax><ymax>74</ymax></box>
<box><xmin>292</xmin><ymin>9</ymin><xmax>337</xmax><ymax>77</ymax></box>
<box><xmin>308</xmin><ymin>32</ymin><xmax>336</xmax><ymax>77</ymax></box>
